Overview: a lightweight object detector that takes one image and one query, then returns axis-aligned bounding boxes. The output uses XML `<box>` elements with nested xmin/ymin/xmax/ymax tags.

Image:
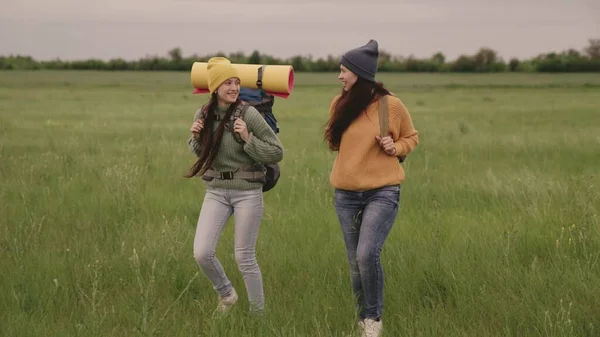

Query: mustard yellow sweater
<box><xmin>327</xmin><ymin>94</ymin><xmax>419</xmax><ymax>192</ymax></box>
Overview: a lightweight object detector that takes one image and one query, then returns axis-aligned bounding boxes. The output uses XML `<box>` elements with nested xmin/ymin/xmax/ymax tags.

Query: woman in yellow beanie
<box><xmin>185</xmin><ymin>56</ymin><xmax>284</xmax><ymax>315</ymax></box>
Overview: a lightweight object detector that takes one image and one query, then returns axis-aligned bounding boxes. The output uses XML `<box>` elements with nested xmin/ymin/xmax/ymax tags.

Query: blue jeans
<box><xmin>193</xmin><ymin>187</ymin><xmax>265</xmax><ymax>311</ymax></box>
<box><xmin>334</xmin><ymin>185</ymin><xmax>400</xmax><ymax>320</ymax></box>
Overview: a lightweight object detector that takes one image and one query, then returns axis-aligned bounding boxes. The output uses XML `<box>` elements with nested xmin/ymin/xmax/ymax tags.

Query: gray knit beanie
<box><xmin>340</xmin><ymin>39</ymin><xmax>379</xmax><ymax>82</ymax></box>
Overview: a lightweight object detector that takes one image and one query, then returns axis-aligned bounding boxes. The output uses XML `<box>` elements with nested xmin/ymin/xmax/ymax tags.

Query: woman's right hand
<box><xmin>191</xmin><ymin>119</ymin><xmax>204</xmax><ymax>138</ymax></box>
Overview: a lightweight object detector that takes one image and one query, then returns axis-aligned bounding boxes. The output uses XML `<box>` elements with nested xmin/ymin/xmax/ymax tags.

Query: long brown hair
<box><xmin>324</xmin><ymin>77</ymin><xmax>391</xmax><ymax>150</ymax></box>
<box><xmin>185</xmin><ymin>92</ymin><xmax>241</xmax><ymax>178</ymax></box>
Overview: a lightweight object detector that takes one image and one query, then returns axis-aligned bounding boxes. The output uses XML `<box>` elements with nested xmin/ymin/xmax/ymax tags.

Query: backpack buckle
<box><xmin>220</xmin><ymin>171</ymin><xmax>234</xmax><ymax>180</ymax></box>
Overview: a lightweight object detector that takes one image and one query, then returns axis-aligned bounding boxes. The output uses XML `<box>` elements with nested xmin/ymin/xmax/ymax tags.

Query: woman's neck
<box><xmin>217</xmin><ymin>98</ymin><xmax>230</xmax><ymax>108</ymax></box>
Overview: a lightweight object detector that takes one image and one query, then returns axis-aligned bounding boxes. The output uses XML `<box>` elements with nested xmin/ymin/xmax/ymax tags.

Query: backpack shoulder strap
<box><xmin>232</xmin><ymin>102</ymin><xmax>252</xmax><ymax>144</ymax></box>
<box><xmin>378</xmin><ymin>95</ymin><xmax>389</xmax><ymax>138</ymax></box>
<box><xmin>233</xmin><ymin>102</ymin><xmax>251</xmax><ymax>119</ymax></box>
<box><xmin>379</xmin><ymin>94</ymin><xmax>407</xmax><ymax>164</ymax></box>
<box><xmin>198</xmin><ymin>103</ymin><xmax>209</xmax><ymax>121</ymax></box>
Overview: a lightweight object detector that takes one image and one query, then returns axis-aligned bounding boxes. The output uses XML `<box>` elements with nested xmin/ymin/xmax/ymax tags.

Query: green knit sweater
<box><xmin>187</xmin><ymin>104</ymin><xmax>284</xmax><ymax>190</ymax></box>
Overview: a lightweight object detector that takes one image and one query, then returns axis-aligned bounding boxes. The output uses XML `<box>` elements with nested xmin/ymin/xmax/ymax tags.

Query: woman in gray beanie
<box><xmin>324</xmin><ymin>39</ymin><xmax>420</xmax><ymax>337</ymax></box>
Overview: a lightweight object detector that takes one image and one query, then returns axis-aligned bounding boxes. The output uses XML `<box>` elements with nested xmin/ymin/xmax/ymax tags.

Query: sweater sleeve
<box><xmin>388</xmin><ymin>97</ymin><xmax>419</xmax><ymax>157</ymax></box>
<box><xmin>241</xmin><ymin>106</ymin><xmax>284</xmax><ymax>164</ymax></box>
<box><xmin>188</xmin><ymin>108</ymin><xmax>204</xmax><ymax>157</ymax></box>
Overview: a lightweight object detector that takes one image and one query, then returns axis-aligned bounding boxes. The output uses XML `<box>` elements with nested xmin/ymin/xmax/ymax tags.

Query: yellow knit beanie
<box><xmin>206</xmin><ymin>57</ymin><xmax>239</xmax><ymax>94</ymax></box>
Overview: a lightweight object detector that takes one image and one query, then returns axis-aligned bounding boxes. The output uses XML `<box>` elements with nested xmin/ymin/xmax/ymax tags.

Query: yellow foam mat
<box><xmin>191</xmin><ymin>62</ymin><xmax>295</xmax><ymax>98</ymax></box>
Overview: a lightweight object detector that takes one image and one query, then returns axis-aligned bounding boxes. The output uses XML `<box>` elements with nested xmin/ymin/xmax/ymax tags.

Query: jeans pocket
<box><xmin>334</xmin><ymin>188</ymin><xmax>359</xmax><ymax>207</ymax></box>
<box><xmin>372</xmin><ymin>186</ymin><xmax>400</xmax><ymax>207</ymax></box>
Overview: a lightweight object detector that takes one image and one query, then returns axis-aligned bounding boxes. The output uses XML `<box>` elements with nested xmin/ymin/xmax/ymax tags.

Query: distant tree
<box><xmin>431</xmin><ymin>52</ymin><xmax>445</xmax><ymax>65</ymax></box>
<box><xmin>378</xmin><ymin>50</ymin><xmax>392</xmax><ymax>64</ymax></box>
<box><xmin>291</xmin><ymin>55</ymin><xmax>305</xmax><ymax>71</ymax></box>
<box><xmin>228</xmin><ymin>51</ymin><xmax>247</xmax><ymax>64</ymax></box>
<box><xmin>248</xmin><ymin>50</ymin><xmax>261</xmax><ymax>64</ymax></box>
<box><xmin>584</xmin><ymin>38</ymin><xmax>600</xmax><ymax>59</ymax></box>
<box><xmin>450</xmin><ymin>55</ymin><xmax>477</xmax><ymax>72</ymax></box>
<box><xmin>565</xmin><ymin>49</ymin><xmax>581</xmax><ymax>58</ymax></box>
<box><xmin>508</xmin><ymin>58</ymin><xmax>520</xmax><ymax>72</ymax></box>
<box><xmin>168</xmin><ymin>47</ymin><xmax>182</xmax><ymax>62</ymax></box>
<box><xmin>378</xmin><ymin>50</ymin><xmax>395</xmax><ymax>71</ymax></box>
<box><xmin>474</xmin><ymin>48</ymin><xmax>498</xmax><ymax>71</ymax></box>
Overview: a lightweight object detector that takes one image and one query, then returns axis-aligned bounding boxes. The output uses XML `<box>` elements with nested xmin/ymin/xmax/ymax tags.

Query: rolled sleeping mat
<box><xmin>191</xmin><ymin>62</ymin><xmax>295</xmax><ymax>98</ymax></box>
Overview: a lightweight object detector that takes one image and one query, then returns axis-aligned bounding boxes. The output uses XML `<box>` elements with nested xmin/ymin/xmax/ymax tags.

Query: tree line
<box><xmin>1</xmin><ymin>39</ymin><xmax>599</xmax><ymax>73</ymax></box>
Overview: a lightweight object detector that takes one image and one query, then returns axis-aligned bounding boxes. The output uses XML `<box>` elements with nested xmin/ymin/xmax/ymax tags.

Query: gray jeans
<box><xmin>193</xmin><ymin>186</ymin><xmax>265</xmax><ymax>311</ymax></box>
<box><xmin>334</xmin><ymin>185</ymin><xmax>400</xmax><ymax>320</ymax></box>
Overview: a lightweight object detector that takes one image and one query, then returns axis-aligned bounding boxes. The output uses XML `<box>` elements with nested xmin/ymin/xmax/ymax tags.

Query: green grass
<box><xmin>1</xmin><ymin>70</ymin><xmax>599</xmax><ymax>337</ymax></box>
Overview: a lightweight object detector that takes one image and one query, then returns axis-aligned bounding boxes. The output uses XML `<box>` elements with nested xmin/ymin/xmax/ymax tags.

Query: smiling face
<box><xmin>216</xmin><ymin>77</ymin><xmax>240</xmax><ymax>105</ymax></box>
<box><xmin>338</xmin><ymin>64</ymin><xmax>358</xmax><ymax>92</ymax></box>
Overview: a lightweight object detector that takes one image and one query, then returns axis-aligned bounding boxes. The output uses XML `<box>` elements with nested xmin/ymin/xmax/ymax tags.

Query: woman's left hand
<box><xmin>233</xmin><ymin>118</ymin><xmax>250</xmax><ymax>142</ymax></box>
<box><xmin>376</xmin><ymin>136</ymin><xmax>396</xmax><ymax>156</ymax></box>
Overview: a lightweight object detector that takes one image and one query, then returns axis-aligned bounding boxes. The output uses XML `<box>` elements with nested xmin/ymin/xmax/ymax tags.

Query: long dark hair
<box><xmin>324</xmin><ymin>77</ymin><xmax>391</xmax><ymax>150</ymax></box>
<box><xmin>185</xmin><ymin>92</ymin><xmax>241</xmax><ymax>178</ymax></box>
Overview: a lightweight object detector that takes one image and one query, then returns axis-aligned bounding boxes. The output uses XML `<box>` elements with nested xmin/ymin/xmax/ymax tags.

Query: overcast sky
<box><xmin>1</xmin><ymin>0</ymin><xmax>599</xmax><ymax>61</ymax></box>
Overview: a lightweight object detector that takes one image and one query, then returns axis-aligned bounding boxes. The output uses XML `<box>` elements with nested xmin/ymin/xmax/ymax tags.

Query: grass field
<box><xmin>1</xmin><ymin>70</ymin><xmax>599</xmax><ymax>337</ymax></box>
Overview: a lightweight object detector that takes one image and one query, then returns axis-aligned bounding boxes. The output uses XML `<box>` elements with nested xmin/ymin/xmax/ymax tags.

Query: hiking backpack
<box><xmin>231</xmin><ymin>87</ymin><xmax>281</xmax><ymax>192</ymax></box>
